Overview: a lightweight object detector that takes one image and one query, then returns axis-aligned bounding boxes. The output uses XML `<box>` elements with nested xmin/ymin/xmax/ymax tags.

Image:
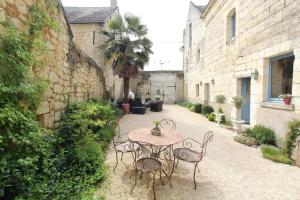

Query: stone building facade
<box><xmin>0</xmin><ymin>0</ymin><xmax>106</xmax><ymax>128</ymax></box>
<box><xmin>130</xmin><ymin>71</ymin><xmax>184</xmax><ymax>104</ymax></box>
<box><xmin>183</xmin><ymin>0</ymin><xmax>300</xmax><ymax>139</ymax></box>
<box><xmin>64</xmin><ymin>1</ymin><xmax>123</xmax><ymax>100</ymax></box>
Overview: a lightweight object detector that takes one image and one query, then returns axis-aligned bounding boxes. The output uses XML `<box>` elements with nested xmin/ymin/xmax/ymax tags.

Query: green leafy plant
<box><xmin>189</xmin><ymin>105</ymin><xmax>195</xmax><ymax>111</ymax></box>
<box><xmin>246</xmin><ymin>124</ymin><xmax>276</xmax><ymax>145</ymax></box>
<box><xmin>261</xmin><ymin>145</ymin><xmax>294</xmax><ymax>165</ymax></box>
<box><xmin>215</xmin><ymin>95</ymin><xmax>226</xmax><ymax>111</ymax></box>
<box><xmin>202</xmin><ymin>105</ymin><xmax>214</xmax><ymax>115</ymax></box>
<box><xmin>218</xmin><ymin>108</ymin><xmax>226</xmax><ymax>123</ymax></box>
<box><xmin>232</xmin><ymin>96</ymin><xmax>243</xmax><ymax>120</ymax></box>
<box><xmin>0</xmin><ymin>5</ymin><xmax>116</xmax><ymax>199</ymax></box>
<box><xmin>234</xmin><ymin>135</ymin><xmax>258</xmax><ymax>146</ymax></box>
<box><xmin>281</xmin><ymin>120</ymin><xmax>300</xmax><ymax>158</ymax></box>
<box><xmin>154</xmin><ymin>95</ymin><xmax>161</xmax><ymax>101</ymax></box>
<box><xmin>208</xmin><ymin>113</ymin><xmax>215</xmax><ymax>121</ymax></box>
<box><xmin>193</xmin><ymin>103</ymin><xmax>202</xmax><ymax>113</ymax></box>
<box><xmin>102</xmin><ymin>14</ymin><xmax>153</xmax><ymax>103</ymax></box>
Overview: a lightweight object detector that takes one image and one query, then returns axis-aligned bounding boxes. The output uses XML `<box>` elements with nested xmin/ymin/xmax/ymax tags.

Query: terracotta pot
<box><xmin>283</xmin><ymin>98</ymin><xmax>291</xmax><ymax>105</ymax></box>
<box><xmin>122</xmin><ymin>103</ymin><xmax>130</xmax><ymax>114</ymax></box>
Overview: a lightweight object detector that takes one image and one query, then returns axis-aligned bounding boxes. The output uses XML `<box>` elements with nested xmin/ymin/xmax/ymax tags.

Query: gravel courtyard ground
<box><xmin>95</xmin><ymin>105</ymin><xmax>300</xmax><ymax>200</ymax></box>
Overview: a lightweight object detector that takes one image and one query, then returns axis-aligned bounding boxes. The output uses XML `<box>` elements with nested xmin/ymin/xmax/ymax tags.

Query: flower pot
<box><xmin>151</xmin><ymin>127</ymin><xmax>161</xmax><ymax>136</ymax></box>
<box><xmin>122</xmin><ymin>103</ymin><xmax>130</xmax><ymax>114</ymax></box>
<box><xmin>231</xmin><ymin>119</ymin><xmax>245</xmax><ymax>133</ymax></box>
<box><xmin>214</xmin><ymin>113</ymin><xmax>224</xmax><ymax>127</ymax></box>
<box><xmin>283</xmin><ymin>98</ymin><xmax>291</xmax><ymax>105</ymax></box>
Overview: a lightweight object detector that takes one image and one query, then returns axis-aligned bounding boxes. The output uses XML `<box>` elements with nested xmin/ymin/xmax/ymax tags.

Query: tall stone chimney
<box><xmin>111</xmin><ymin>0</ymin><xmax>118</xmax><ymax>8</ymax></box>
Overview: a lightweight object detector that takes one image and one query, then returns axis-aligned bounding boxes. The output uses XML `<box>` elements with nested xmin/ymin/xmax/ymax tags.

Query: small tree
<box><xmin>215</xmin><ymin>95</ymin><xmax>226</xmax><ymax>111</ymax></box>
<box><xmin>102</xmin><ymin>14</ymin><xmax>153</xmax><ymax>103</ymax></box>
<box><xmin>232</xmin><ymin>96</ymin><xmax>243</xmax><ymax>120</ymax></box>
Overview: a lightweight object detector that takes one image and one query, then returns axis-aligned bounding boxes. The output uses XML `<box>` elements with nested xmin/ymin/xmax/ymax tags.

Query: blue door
<box><xmin>241</xmin><ymin>78</ymin><xmax>251</xmax><ymax>124</ymax></box>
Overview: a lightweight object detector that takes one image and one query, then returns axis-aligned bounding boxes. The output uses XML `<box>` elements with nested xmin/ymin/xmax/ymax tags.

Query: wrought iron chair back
<box><xmin>181</xmin><ymin>131</ymin><xmax>213</xmax><ymax>161</ymax></box>
<box><xmin>171</xmin><ymin>131</ymin><xmax>214</xmax><ymax>189</ymax></box>
<box><xmin>160</xmin><ymin>119</ymin><xmax>176</xmax><ymax>132</ymax></box>
<box><xmin>109</xmin><ymin>120</ymin><xmax>138</xmax><ymax>172</ymax></box>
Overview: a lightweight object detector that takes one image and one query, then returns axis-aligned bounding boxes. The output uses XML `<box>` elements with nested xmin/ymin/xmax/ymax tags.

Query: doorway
<box><xmin>241</xmin><ymin>78</ymin><xmax>251</xmax><ymax>124</ymax></box>
<box><xmin>204</xmin><ymin>83</ymin><xmax>210</xmax><ymax>105</ymax></box>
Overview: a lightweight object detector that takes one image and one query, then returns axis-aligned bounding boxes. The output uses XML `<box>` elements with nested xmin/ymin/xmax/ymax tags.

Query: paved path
<box><xmin>95</xmin><ymin>105</ymin><xmax>300</xmax><ymax>200</ymax></box>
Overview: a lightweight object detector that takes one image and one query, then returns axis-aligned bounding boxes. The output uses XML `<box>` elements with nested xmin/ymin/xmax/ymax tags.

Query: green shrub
<box><xmin>0</xmin><ymin>5</ymin><xmax>117</xmax><ymax>199</ymax></box>
<box><xmin>261</xmin><ymin>145</ymin><xmax>294</xmax><ymax>165</ymax></box>
<box><xmin>208</xmin><ymin>113</ymin><xmax>215</xmax><ymax>121</ymax></box>
<box><xmin>194</xmin><ymin>103</ymin><xmax>202</xmax><ymax>113</ymax></box>
<box><xmin>218</xmin><ymin>108</ymin><xmax>226</xmax><ymax>123</ymax></box>
<box><xmin>189</xmin><ymin>105</ymin><xmax>195</xmax><ymax>111</ymax></box>
<box><xmin>178</xmin><ymin>101</ymin><xmax>194</xmax><ymax>109</ymax></box>
<box><xmin>234</xmin><ymin>135</ymin><xmax>258</xmax><ymax>146</ymax></box>
<box><xmin>246</xmin><ymin>124</ymin><xmax>276</xmax><ymax>145</ymax></box>
<box><xmin>202</xmin><ymin>105</ymin><xmax>214</xmax><ymax>115</ymax></box>
<box><xmin>0</xmin><ymin>105</ymin><xmax>55</xmax><ymax>199</ymax></box>
<box><xmin>282</xmin><ymin>119</ymin><xmax>300</xmax><ymax>158</ymax></box>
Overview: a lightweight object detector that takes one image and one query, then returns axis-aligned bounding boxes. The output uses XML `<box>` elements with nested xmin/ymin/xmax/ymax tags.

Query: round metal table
<box><xmin>128</xmin><ymin>128</ymin><xmax>182</xmax><ymax>146</ymax></box>
<box><xmin>128</xmin><ymin>127</ymin><xmax>182</xmax><ymax>175</ymax></box>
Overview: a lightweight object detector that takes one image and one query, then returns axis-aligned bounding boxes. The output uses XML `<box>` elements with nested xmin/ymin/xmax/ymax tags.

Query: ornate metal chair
<box><xmin>159</xmin><ymin>119</ymin><xmax>176</xmax><ymax>132</ymax></box>
<box><xmin>131</xmin><ymin>144</ymin><xmax>172</xmax><ymax>200</ymax></box>
<box><xmin>111</xmin><ymin>121</ymin><xmax>140</xmax><ymax>172</ymax></box>
<box><xmin>170</xmin><ymin>131</ymin><xmax>214</xmax><ymax>189</ymax></box>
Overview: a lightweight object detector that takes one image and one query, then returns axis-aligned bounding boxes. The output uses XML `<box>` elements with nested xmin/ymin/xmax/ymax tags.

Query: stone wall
<box><xmin>69</xmin><ymin>21</ymin><xmax>123</xmax><ymax>100</ymax></box>
<box><xmin>0</xmin><ymin>0</ymin><xmax>106</xmax><ymax>128</ymax></box>
<box><xmin>130</xmin><ymin>71</ymin><xmax>184</xmax><ymax>104</ymax></box>
<box><xmin>183</xmin><ymin>0</ymin><xmax>300</xmax><ymax>139</ymax></box>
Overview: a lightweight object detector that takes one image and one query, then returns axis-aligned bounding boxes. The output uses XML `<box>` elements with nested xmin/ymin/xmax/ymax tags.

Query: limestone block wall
<box><xmin>0</xmin><ymin>0</ymin><xmax>106</xmax><ymax>128</ymax></box>
<box><xmin>183</xmin><ymin>0</ymin><xmax>300</xmax><ymax>139</ymax></box>
<box><xmin>69</xmin><ymin>21</ymin><xmax>123</xmax><ymax>100</ymax></box>
<box><xmin>130</xmin><ymin>71</ymin><xmax>184</xmax><ymax>104</ymax></box>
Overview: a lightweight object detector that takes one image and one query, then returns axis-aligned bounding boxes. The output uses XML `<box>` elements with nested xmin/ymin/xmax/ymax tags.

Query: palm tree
<box><xmin>102</xmin><ymin>14</ymin><xmax>153</xmax><ymax>103</ymax></box>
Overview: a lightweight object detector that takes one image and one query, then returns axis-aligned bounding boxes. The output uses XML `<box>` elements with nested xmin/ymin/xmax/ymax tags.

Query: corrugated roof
<box><xmin>64</xmin><ymin>7</ymin><xmax>116</xmax><ymax>24</ymax></box>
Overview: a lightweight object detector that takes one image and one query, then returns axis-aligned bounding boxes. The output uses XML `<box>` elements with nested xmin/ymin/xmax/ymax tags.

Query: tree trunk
<box><xmin>123</xmin><ymin>77</ymin><xmax>130</xmax><ymax>103</ymax></box>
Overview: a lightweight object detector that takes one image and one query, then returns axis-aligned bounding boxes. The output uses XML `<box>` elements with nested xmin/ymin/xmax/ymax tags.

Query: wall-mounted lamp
<box><xmin>251</xmin><ymin>69</ymin><xmax>259</xmax><ymax>80</ymax></box>
<box><xmin>211</xmin><ymin>78</ymin><xmax>215</xmax><ymax>85</ymax></box>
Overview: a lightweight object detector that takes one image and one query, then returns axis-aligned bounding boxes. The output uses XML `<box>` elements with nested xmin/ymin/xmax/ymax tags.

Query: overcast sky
<box><xmin>61</xmin><ymin>0</ymin><xmax>209</xmax><ymax>71</ymax></box>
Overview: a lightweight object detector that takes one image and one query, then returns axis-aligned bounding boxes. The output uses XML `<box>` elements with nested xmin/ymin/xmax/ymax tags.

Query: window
<box><xmin>197</xmin><ymin>49</ymin><xmax>201</xmax><ymax>62</ymax></box>
<box><xmin>189</xmin><ymin>23</ymin><xmax>192</xmax><ymax>48</ymax></box>
<box><xmin>185</xmin><ymin>83</ymin><xmax>188</xmax><ymax>96</ymax></box>
<box><xmin>185</xmin><ymin>59</ymin><xmax>189</xmax><ymax>72</ymax></box>
<box><xmin>226</xmin><ymin>9</ymin><xmax>236</xmax><ymax>44</ymax></box>
<box><xmin>92</xmin><ymin>31</ymin><xmax>95</xmax><ymax>45</ymax></box>
<box><xmin>231</xmin><ymin>13</ymin><xmax>236</xmax><ymax>38</ymax></box>
<box><xmin>196</xmin><ymin>84</ymin><xmax>199</xmax><ymax>97</ymax></box>
<box><xmin>269</xmin><ymin>53</ymin><xmax>294</xmax><ymax>100</ymax></box>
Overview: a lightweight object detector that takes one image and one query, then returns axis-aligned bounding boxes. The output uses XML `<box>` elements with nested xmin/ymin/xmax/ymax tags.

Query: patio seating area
<box><xmin>95</xmin><ymin>105</ymin><xmax>300</xmax><ymax>200</ymax></box>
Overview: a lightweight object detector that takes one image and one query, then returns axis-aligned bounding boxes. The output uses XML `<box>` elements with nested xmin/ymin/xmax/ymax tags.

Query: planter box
<box><xmin>150</xmin><ymin>101</ymin><xmax>163</xmax><ymax>112</ymax></box>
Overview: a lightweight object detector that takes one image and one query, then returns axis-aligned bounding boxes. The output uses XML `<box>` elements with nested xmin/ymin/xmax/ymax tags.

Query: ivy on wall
<box><xmin>0</xmin><ymin>4</ymin><xmax>59</xmax><ymax>199</ymax></box>
<box><xmin>0</xmin><ymin>4</ymin><xmax>118</xmax><ymax>199</ymax></box>
<box><xmin>0</xmin><ymin>5</ymin><xmax>59</xmax><ymax>110</ymax></box>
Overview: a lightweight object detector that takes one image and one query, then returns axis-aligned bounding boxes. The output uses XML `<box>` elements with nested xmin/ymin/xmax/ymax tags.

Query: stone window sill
<box><xmin>260</xmin><ymin>101</ymin><xmax>294</xmax><ymax>111</ymax></box>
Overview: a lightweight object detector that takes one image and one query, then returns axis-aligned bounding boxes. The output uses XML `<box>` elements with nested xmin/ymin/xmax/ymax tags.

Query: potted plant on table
<box><xmin>231</xmin><ymin>96</ymin><xmax>244</xmax><ymax>133</ymax></box>
<box><xmin>151</xmin><ymin>120</ymin><xmax>161</xmax><ymax>136</ymax></box>
<box><xmin>102</xmin><ymin>14</ymin><xmax>153</xmax><ymax>115</ymax></box>
<box><xmin>214</xmin><ymin>95</ymin><xmax>226</xmax><ymax>127</ymax></box>
<box><xmin>279</xmin><ymin>94</ymin><xmax>293</xmax><ymax>105</ymax></box>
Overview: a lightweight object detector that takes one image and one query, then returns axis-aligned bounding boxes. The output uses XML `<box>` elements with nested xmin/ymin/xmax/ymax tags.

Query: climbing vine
<box><xmin>0</xmin><ymin>5</ymin><xmax>59</xmax><ymax>110</ymax></box>
<box><xmin>0</xmin><ymin>4</ymin><xmax>59</xmax><ymax>199</ymax></box>
<box><xmin>0</xmin><ymin>4</ymin><xmax>118</xmax><ymax>199</ymax></box>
